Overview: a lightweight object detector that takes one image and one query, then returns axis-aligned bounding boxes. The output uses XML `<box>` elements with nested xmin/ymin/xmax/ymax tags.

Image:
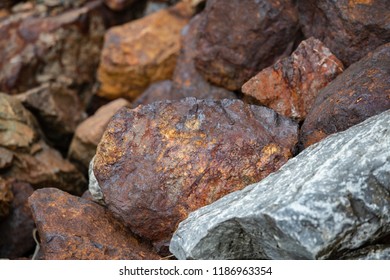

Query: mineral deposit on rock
<box><xmin>297</xmin><ymin>0</ymin><xmax>390</xmax><ymax>66</ymax></box>
<box><xmin>29</xmin><ymin>188</ymin><xmax>159</xmax><ymax>260</ymax></box>
<box><xmin>170</xmin><ymin>110</ymin><xmax>390</xmax><ymax>260</ymax></box>
<box><xmin>194</xmin><ymin>0</ymin><xmax>299</xmax><ymax>91</ymax></box>
<box><xmin>300</xmin><ymin>43</ymin><xmax>390</xmax><ymax>148</ymax></box>
<box><xmin>242</xmin><ymin>38</ymin><xmax>344</xmax><ymax>121</ymax></box>
<box><xmin>92</xmin><ymin>98</ymin><xmax>298</xmax><ymax>246</ymax></box>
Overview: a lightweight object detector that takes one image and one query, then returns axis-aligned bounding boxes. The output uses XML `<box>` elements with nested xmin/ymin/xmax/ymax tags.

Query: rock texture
<box><xmin>194</xmin><ymin>0</ymin><xmax>299</xmax><ymax>91</ymax></box>
<box><xmin>132</xmin><ymin>80</ymin><xmax>179</xmax><ymax>108</ymax></box>
<box><xmin>170</xmin><ymin>110</ymin><xmax>390</xmax><ymax>260</ymax></box>
<box><xmin>300</xmin><ymin>43</ymin><xmax>390</xmax><ymax>148</ymax></box>
<box><xmin>29</xmin><ymin>188</ymin><xmax>159</xmax><ymax>260</ymax></box>
<box><xmin>0</xmin><ymin>93</ymin><xmax>86</xmax><ymax>195</ymax></box>
<box><xmin>68</xmin><ymin>98</ymin><xmax>130</xmax><ymax>174</ymax></box>
<box><xmin>0</xmin><ymin>178</ymin><xmax>13</xmax><ymax>219</ymax></box>
<box><xmin>242</xmin><ymin>38</ymin><xmax>344</xmax><ymax>121</ymax></box>
<box><xmin>92</xmin><ymin>98</ymin><xmax>298</xmax><ymax>246</ymax></box>
<box><xmin>104</xmin><ymin>0</ymin><xmax>135</xmax><ymax>11</ymax></box>
<box><xmin>342</xmin><ymin>245</ymin><xmax>390</xmax><ymax>260</ymax></box>
<box><xmin>97</xmin><ymin>1</ymin><xmax>196</xmax><ymax>100</ymax></box>
<box><xmin>297</xmin><ymin>0</ymin><xmax>390</xmax><ymax>66</ymax></box>
<box><xmin>0</xmin><ymin>181</ymin><xmax>35</xmax><ymax>259</ymax></box>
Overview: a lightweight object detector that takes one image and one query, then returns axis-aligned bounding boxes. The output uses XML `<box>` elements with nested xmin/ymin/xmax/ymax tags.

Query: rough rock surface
<box><xmin>0</xmin><ymin>93</ymin><xmax>86</xmax><ymax>194</ymax></box>
<box><xmin>92</xmin><ymin>98</ymin><xmax>298</xmax><ymax>246</ymax></box>
<box><xmin>97</xmin><ymin>1</ymin><xmax>195</xmax><ymax>100</ymax></box>
<box><xmin>0</xmin><ymin>0</ymin><xmax>106</xmax><ymax>95</ymax></box>
<box><xmin>170</xmin><ymin>110</ymin><xmax>390</xmax><ymax>260</ymax></box>
<box><xmin>0</xmin><ymin>181</ymin><xmax>35</xmax><ymax>259</ymax></box>
<box><xmin>68</xmin><ymin>98</ymin><xmax>130</xmax><ymax>174</ymax></box>
<box><xmin>0</xmin><ymin>178</ymin><xmax>13</xmax><ymax>219</ymax></box>
<box><xmin>132</xmin><ymin>80</ymin><xmax>179</xmax><ymax>108</ymax></box>
<box><xmin>297</xmin><ymin>0</ymin><xmax>390</xmax><ymax>66</ymax></box>
<box><xmin>29</xmin><ymin>188</ymin><xmax>159</xmax><ymax>260</ymax></box>
<box><xmin>194</xmin><ymin>0</ymin><xmax>299</xmax><ymax>91</ymax></box>
<box><xmin>300</xmin><ymin>43</ymin><xmax>390</xmax><ymax>148</ymax></box>
<box><xmin>342</xmin><ymin>245</ymin><xmax>390</xmax><ymax>260</ymax></box>
<box><xmin>242</xmin><ymin>38</ymin><xmax>344</xmax><ymax>121</ymax></box>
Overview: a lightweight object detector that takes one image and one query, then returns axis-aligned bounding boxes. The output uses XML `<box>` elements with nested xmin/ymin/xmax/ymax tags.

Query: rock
<box><xmin>92</xmin><ymin>98</ymin><xmax>298</xmax><ymax>246</ymax></box>
<box><xmin>0</xmin><ymin>181</ymin><xmax>35</xmax><ymax>259</ymax></box>
<box><xmin>17</xmin><ymin>82</ymin><xmax>86</xmax><ymax>153</ymax></box>
<box><xmin>300</xmin><ymin>43</ymin><xmax>390</xmax><ymax>148</ymax></box>
<box><xmin>132</xmin><ymin>80</ymin><xmax>179</xmax><ymax>108</ymax></box>
<box><xmin>0</xmin><ymin>0</ymin><xmax>22</xmax><ymax>9</ymax></box>
<box><xmin>28</xmin><ymin>188</ymin><xmax>160</xmax><ymax>260</ymax></box>
<box><xmin>104</xmin><ymin>0</ymin><xmax>135</xmax><ymax>11</ymax></box>
<box><xmin>0</xmin><ymin>147</ymin><xmax>14</xmax><ymax>170</ymax></box>
<box><xmin>170</xmin><ymin>110</ymin><xmax>390</xmax><ymax>260</ymax></box>
<box><xmin>0</xmin><ymin>178</ymin><xmax>13</xmax><ymax>219</ymax></box>
<box><xmin>68</xmin><ymin>98</ymin><xmax>130</xmax><ymax>174</ymax></box>
<box><xmin>242</xmin><ymin>38</ymin><xmax>344</xmax><ymax>121</ymax></box>
<box><xmin>297</xmin><ymin>0</ymin><xmax>390</xmax><ymax>66</ymax></box>
<box><xmin>0</xmin><ymin>93</ymin><xmax>86</xmax><ymax>195</ymax></box>
<box><xmin>0</xmin><ymin>0</ymin><xmax>106</xmax><ymax>96</ymax></box>
<box><xmin>96</xmin><ymin>0</ymin><xmax>197</xmax><ymax>100</ymax></box>
<box><xmin>194</xmin><ymin>0</ymin><xmax>299</xmax><ymax>91</ymax></box>
<box><xmin>342</xmin><ymin>245</ymin><xmax>390</xmax><ymax>260</ymax></box>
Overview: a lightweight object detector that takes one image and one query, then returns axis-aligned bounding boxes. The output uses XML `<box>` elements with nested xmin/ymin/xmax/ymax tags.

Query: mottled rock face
<box><xmin>170</xmin><ymin>110</ymin><xmax>390</xmax><ymax>260</ymax></box>
<box><xmin>93</xmin><ymin>98</ymin><xmax>298</xmax><ymax>245</ymax></box>
<box><xmin>28</xmin><ymin>188</ymin><xmax>159</xmax><ymax>260</ymax></box>
<box><xmin>0</xmin><ymin>178</ymin><xmax>13</xmax><ymax>219</ymax></box>
<box><xmin>242</xmin><ymin>38</ymin><xmax>344</xmax><ymax>121</ymax></box>
<box><xmin>297</xmin><ymin>0</ymin><xmax>390</xmax><ymax>66</ymax></box>
<box><xmin>194</xmin><ymin>0</ymin><xmax>299</xmax><ymax>91</ymax></box>
<box><xmin>97</xmin><ymin>1</ymin><xmax>194</xmax><ymax>100</ymax></box>
<box><xmin>0</xmin><ymin>181</ymin><xmax>35</xmax><ymax>259</ymax></box>
<box><xmin>300</xmin><ymin>43</ymin><xmax>390</xmax><ymax>148</ymax></box>
<box><xmin>342</xmin><ymin>245</ymin><xmax>390</xmax><ymax>260</ymax></box>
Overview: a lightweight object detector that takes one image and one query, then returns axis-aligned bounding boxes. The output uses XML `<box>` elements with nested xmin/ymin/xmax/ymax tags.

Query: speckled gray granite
<box><xmin>170</xmin><ymin>110</ymin><xmax>390</xmax><ymax>260</ymax></box>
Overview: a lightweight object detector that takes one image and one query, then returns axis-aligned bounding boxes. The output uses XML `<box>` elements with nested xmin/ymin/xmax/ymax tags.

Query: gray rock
<box><xmin>342</xmin><ymin>245</ymin><xmax>390</xmax><ymax>260</ymax></box>
<box><xmin>170</xmin><ymin>110</ymin><xmax>390</xmax><ymax>260</ymax></box>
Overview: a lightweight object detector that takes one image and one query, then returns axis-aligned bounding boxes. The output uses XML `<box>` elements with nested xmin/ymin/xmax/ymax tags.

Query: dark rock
<box><xmin>0</xmin><ymin>181</ymin><xmax>35</xmax><ymax>259</ymax></box>
<box><xmin>194</xmin><ymin>0</ymin><xmax>299</xmax><ymax>91</ymax></box>
<box><xmin>0</xmin><ymin>0</ymin><xmax>22</xmax><ymax>9</ymax></box>
<box><xmin>92</xmin><ymin>98</ymin><xmax>298</xmax><ymax>246</ymax></box>
<box><xmin>242</xmin><ymin>38</ymin><xmax>344</xmax><ymax>121</ymax></box>
<box><xmin>342</xmin><ymin>245</ymin><xmax>390</xmax><ymax>260</ymax></box>
<box><xmin>28</xmin><ymin>188</ymin><xmax>160</xmax><ymax>260</ymax></box>
<box><xmin>297</xmin><ymin>0</ymin><xmax>390</xmax><ymax>66</ymax></box>
<box><xmin>300</xmin><ymin>43</ymin><xmax>390</xmax><ymax>148</ymax></box>
<box><xmin>104</xmin><ymin>0</ymin><xmax>135</xmax><ymax>11</ymax></box>
<box><xmin>170</xmin><ymin>110</ymin><xmax>390</xmax><ymax>260</ymax></box>
<box><xmin>132</xmin><ymin>80</ymin><xmax>178</xmax><ymax>108</ymax></box>
<box><xmin>0</xmin><ymin>178</ymin><xmax>13</xmax><ymax>219</ymax></box>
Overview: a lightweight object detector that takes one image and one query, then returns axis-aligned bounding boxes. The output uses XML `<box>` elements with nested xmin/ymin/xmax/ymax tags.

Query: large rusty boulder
<box><xmin>29</xmin><ymin>188</ymin><xmax>159</xmax><ymax>260</ymax></box>
<box><xmin>297</xmin><ymin>0</ymin><xmax>390</xmax><ymax>66</ymax></box>
<box><xmin>300</xmin><ymin>43</ymin><xmax>390</xmax><ymax>148</ymax></box>
<box><xmin>92</xmin><ymin>98</ymin><xmax>298</xmax><ymax>247</ymax></box>
<box><xmin>242</xmin><ymin>38</ymin><xmax>344</xmax><ymax>121</ymax></box>
<box><xmin>194</xmin><ymin>0</ymin><xmax>300</xmax><ymax>91</ymax></box>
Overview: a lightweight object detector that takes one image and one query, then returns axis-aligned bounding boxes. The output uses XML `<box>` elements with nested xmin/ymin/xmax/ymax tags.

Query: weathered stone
<box><xmin>0</xmin><ymin>93</ymin><xmax>86</xmax><ymax>194</ymax></box>
<box><xmin>17</xmin><ymin>82</ymin><xmax>86</xmax><ymax>152</ymax></box>
<box><xmin>0</xmin><ymin>178</ymin><xmax>13</xmax><ymax>219</ymax></box>
<box><xmin>0</xmin><ymin>0</ymin><xmax>106</xmax><ymax>96</ymax></box>
<box><xmin>300</xmin><ymin>43</ymin><xmax>390</xmax><ymax>148</ymax></box>
<box><xmin>242</xmin><ymin>38</ymin><xmax>344</xmax><ymax>121</ymax></box>
<box><xmin>342</xmin><ymin>245</ymin><xmax>390</xmax><ymax>260</ymax></box>
<box><xmin>97</xmin><ymin>0</ymin><xmax>196</xmax><ymax>100</ymax></box>
<box><xmin>170</xmin><ymin>110</ymin><xmax>390</xmax><ymax>260</ymax></box>
<box><xmin>104</xmin><ymin>0</ymin><xmax>135</xmax><ymax>11</ymax></box>
<box><xmin>0</xmin><ymin>147</ymin><xmax>14</xmax><ymax>170</ymax></box>
<box><xmin>194</xmin><ymin>0</ymin><xmax>299</xmax><ymax>91</ymax></box>
<box><xmin>297</xmin><ymin>0</ymin><xmax>390</xmax><ymax>66</ymax></box>
<box><xmin>92</xmin><ymin>98</ymin><xmax>298</xmax><ymax>246</ymax></box>
<box><xmin>68</xmin><ymin>98</ymin><xmax>130</xmax><ymax>174</ymax></box>
<box><xmin>29</xmin><ymin>188</ymin><xmax>160</xmax><ymax>260</ymax></box>
<box><xmin>0</xmin><ymin>181</ymin><xmax>35</xmax><ymax>259</ymax></box>
<box><xmin>132</xmin><ymin>80</ymin><xmax>179</xmax><ymax>108</ymax></box>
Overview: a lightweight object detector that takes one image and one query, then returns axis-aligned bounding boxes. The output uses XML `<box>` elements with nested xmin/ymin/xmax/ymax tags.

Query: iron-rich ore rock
<box><xmin>28</xmin><ymin>188</ymin><xmax>159</xmax><ymax>260</ymax></box>
<box><xmin>297</xmin><ymin>0</ymin><xmax>390</xmax><ymax>66</ymax></box>
<box><xmin>300</xmin><ymin>43</ymin><xmax>390</xmax><ymax>148</ymax></box>
<box><xmin>92</xmin><ymin>98</ymin><xmax>298</xmax><ymax>246</ymax></box>
<box><xmin>68</xmin><ymin>98</ymin><xmax>130</xmax><ymax>174</ymax></box>
<box><xmin>170</xmin><ymin>110</ymin><xmax>390</xmax><ymax>260</ymax></box>
<box><xmin>0</xmin><ymin>181</ymin><xmax>35</xmax><ymax>259</ymax></box>
<box><xmin>194</xmin><ymin>0</ymin><xmax>299</xmax><ymax>91</ymax></box>
<box><xmin>242</xmin><ymin>38</ymin><xmax>344</xmax><ymax>121</ymax></box>
<box><xmin>0</xmin><ymin>178</ymin><xmax>13</xmax><ymax>220</ymax></box>
<box><xmin>341</xmin><ymin>245</ymin><xmax>390</xmax><ymax>260</ymax></box>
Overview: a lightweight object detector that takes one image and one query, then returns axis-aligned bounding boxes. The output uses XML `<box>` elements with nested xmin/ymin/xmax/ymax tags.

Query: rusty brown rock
<box><xmin>68</xmin><ymin>98</ymin><xmax>130</xmax><ymax>174</ymax></box>
<box><xmin>0</xmin><ymin>0</ymin><xmax>106</xmax><ymax>96</ymax></box>
<box><xmin>29</xmin><ymin>188</ymin><xmax>159</xmax><ymax>260</ymax></box>
<box><xmin>93</xmin><ymin>98</ymin><xmax>298</xmax><ymax>245</ymax></box>
<box><xmin>0</xmin><ymin>181</ymin><xmax>35</xmax><ymax>259</ymax></box>
<box><xmin>297</xmin><ymin>0</ymin><xmax>390</xmax><ymax>66</ymax></box>
<box><xmin>0</xmin><ymin>178</ymin><xmax>13</xmax><ymax>219</ymax></box>
<box><xmin>300</xmin><ymin>43</ymin><xmax>390</xmax><ymax>149</ymax></box>
<box><xmin>104</xmin><ymin>0</ymin><xmax>135</xmax><ymax>11</ymax></box>
<box><xmin>194</xmin><ymin>0</ymin><xmax>299</xmax><ymax>91</ymax></box>
<box><xmin>242</xmin><ymin>38</ymin><xmax>344</xmax><ymax>121</ymax></box>
<box><xmin>97</xmin><ymin>0</ymin><xmax>196</xmax><ymax>100</ymax></box>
